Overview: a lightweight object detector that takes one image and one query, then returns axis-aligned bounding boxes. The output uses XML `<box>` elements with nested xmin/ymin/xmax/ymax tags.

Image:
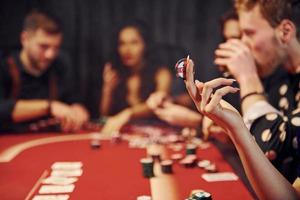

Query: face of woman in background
<box><xmin>223</xmin><ymin>19</ymin><xmax>241</xmax><ymax>40</ymax></box>
<box><xmin>118</xmin><ymin>26</ymin><xmax>145</xmax><ymax>69</ymax></box>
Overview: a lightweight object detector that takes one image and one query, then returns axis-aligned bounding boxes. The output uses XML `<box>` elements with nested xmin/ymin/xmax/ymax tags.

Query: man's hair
<box><xmin>235</xmin><ymin>0</ymin><xmax>300</xmax><ymax>39</ymax></box>
<box><xmin>23</xmin><ymin>10</ymin><xmax>62</xmax><ymax>34</ymax></box>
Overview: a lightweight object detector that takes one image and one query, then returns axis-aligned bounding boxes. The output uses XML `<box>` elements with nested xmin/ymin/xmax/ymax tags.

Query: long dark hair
<box><xmin>107</xmin><ymin>19</ymin><xmax>159</xmax><ymax>115</ymax></box>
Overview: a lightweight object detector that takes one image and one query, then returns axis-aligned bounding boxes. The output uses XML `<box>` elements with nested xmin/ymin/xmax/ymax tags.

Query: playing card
<box><xmin>42</xmin><ymin>176</ymin><xmax>78</xmax><ymax>185</ymax></box>
<box><xmin>51</xmin><ymin>169</ymin><xmax>83</xmax><ymax>177</ymax></box>
<box><xmin>51</xmin><ymin>162</ymin><xmax>82</xmax><ymax>170</ymax></box>
<box><xmin>38</xmin><ymin>185</ymin><xmax>75</xmax><ymax>194</ymax></box>
<box><xmin>32</xmin><ymin>194</ymin><xmax>69</xmax><ymax>200</ymax></box>
<box><xmin>201</xmin><ymin>172</ymin><xmax>239</xmax><ymax>182</ymax></box>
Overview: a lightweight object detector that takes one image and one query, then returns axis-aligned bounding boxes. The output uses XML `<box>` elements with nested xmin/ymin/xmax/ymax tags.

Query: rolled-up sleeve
<box><xmin>0</xmin><ymin>99</ymin><xmax>16</xmax><ymax>122</ymax></box>
<box><xmin>243</xmin><ymin>100</ymin><xmax>283</xmax><ymax>129</ymax></box>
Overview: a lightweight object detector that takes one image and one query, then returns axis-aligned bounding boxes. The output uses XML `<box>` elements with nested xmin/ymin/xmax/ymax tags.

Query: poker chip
<box><xmin>189</xmin><ymin>189</ymin><xmax>205</xmax><ymax>197</ymax></box>
<box><xmin>180</xmin><ymin>155</ymin><xmax>197</xmax><ymax>168</ymax></box>
<box><xmin>149</xmin><ymin>153</ymin><xmax>161</xmax><ymax>162</ymax></box>
<box><xmin>171</xmin><ymin>153</ymin><xmax>183</xmax><ymax>162</ymax></box>
<box><xmin>197</xmin><ymin>160</ymin><xmax>211</xmax><ymax>168</ymax></box>
<box><xmin>168</xmin><ymin>143</ymin><xmax>184</xmax><ymax>152</ymax></box>
<box><xmin>136</xmin><ymin>195</ymin><xmax>152</xmax><ymax>200</ymax></box>
<box><xmin>192</xmin><ymin>191</ymin><xmax>212</xmax><ymax>200</ymax></box>
<box><xmin>160</xmin><ymin>160</ymin><xmax>173</xmax><ymax>174</ymax></box>
<box><xmin>140</xmin><ymin>158</ymin><xmax>154</xmax><ymax>178</ymax></box>
<box><xmin>186</xmin><ymin>143</ymin><xmax>197</xmax><ymax>155</ymax></box>
<box><xmin>175</xmin><ymin>58</ymin><xmax>187</xmax><ymax>79</ymax></box>
<box><xmin>204</xmin><ymin>163</ymin><xmax>217</xmax><ymax>173</ymax></box>
<box><xmin>90</xmin><ymin>140</ymin><xmax>101</xmax><ymax>149</ymax></box>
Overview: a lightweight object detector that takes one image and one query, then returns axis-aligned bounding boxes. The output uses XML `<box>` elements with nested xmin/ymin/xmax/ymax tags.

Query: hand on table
<box><xmin>154</xmin><ymin>101</ymin><xmax>202</xmax><ymax>128</ymax></box>
<box><xmin>146</xmin><ymin>91</ymin><xmax>171</xmax><ymax>110</ymax></box>
<box><xmin>101</xmin><ymin>109</ymin><xmax>132</xmax><ymax>136</ymax></box>
<box><xmin>51</xmin><ymin>101</ymin><xmax>87</xmax><ymax>132</ymax></box>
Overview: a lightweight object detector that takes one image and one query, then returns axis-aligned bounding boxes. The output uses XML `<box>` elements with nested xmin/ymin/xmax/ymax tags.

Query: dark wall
<box><xmin>0</xmin><ymin>0</ymin><xmax>233</xmax><ymax>117</ymax></box>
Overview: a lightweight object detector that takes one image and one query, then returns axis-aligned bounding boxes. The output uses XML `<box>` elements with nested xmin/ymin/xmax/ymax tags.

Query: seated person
<box><xmin>214</xmin><ymin>0</ymin><xmax>300</xmax><ymax>182</ymax></box>
<box><xmin>0</xmin><ymin>10</ymin><xmax>89</xmax><ymax>133</ymax></box>
<box><xmin>99</xmin><ymin>19</ymin><xmax>172</xmax><ymax>134</ymax></box>
<box><xmin>145</xmin><ymin>8</ymin><xmax>241</xmax><ymax>140</ymax></box>
<box><xmin>184</xmin><ymin>58</ymin><xmax>300</xmax><ymax>200</ymax></box>
<box><xmin>146</xmin><ymin>91</ymin><xmax>202</xmax><ymax>129</ymax></box>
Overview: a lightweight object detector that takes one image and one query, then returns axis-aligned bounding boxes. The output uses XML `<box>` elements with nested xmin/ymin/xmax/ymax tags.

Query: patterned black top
<box><xmin>249</xmin><ymin>68</ymin><xmax>300</xmax><ymax>182</ymax></box>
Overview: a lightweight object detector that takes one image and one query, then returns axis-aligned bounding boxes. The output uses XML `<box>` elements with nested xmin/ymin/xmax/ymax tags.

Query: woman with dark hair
<box><xmin>100</xmin><ymin>20</ymin><xmax>172</xmax><ymax>134</ymax></box>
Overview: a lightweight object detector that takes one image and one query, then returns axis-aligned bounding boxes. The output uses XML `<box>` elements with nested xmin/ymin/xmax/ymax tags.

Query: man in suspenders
<box><xmin>0</xmin><ymin>10</ymin><xmax>89</xmax><ymax>133</ymax></box>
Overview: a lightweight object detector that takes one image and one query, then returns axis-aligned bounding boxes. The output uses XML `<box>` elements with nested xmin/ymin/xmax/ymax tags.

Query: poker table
<box><xmin>0</xmin><ymin>123</ymin><xmax>255</xmax><ymax>200</ymax></box>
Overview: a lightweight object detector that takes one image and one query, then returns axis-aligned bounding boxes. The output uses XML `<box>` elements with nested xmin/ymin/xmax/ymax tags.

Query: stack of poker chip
<box><xmin>186</xmin><ymin>143</ymin><xmax>197</xmax><ymax>155</ymax></box>
<box><xmin>160</xmin><ymin>160</ymin><xmax>173</xmax><ymax>174</ymax></box>
<box><xmin>90</xmin><ymin>139</ymin><xmax>101</xmax><ymax>149</ymax></box>
<box><xmin>189</xmin><ymin>191</ymin><xmax>212</xmax><ymax>200</ymax></box>
<box><xmin>140</xmin><ymin>158</ymin><xmax>154</xmax><ymax>178</ymax></box>
<box><xmin>197</xmin><ymin>160</ymin><xmax>217</xmax><ymax>173</ymax></box>
<box><xmin>171</xmin><ymin>153</ymin><xmax>183</xmax><ymax>163</ymax></box>
<box><xmin>149</xmin><ymin>153</ymin><xmax>161</xmax><ymax>162</ymax></box>
<box><xmin>136</xmin><ymin>195</ymin><xmax>152</xmax><ymax>200</ymax></box>
<box><xmin>179</xmin><ymin>155</ymin><xmax>197</xmax><ymax>168</ymax></box>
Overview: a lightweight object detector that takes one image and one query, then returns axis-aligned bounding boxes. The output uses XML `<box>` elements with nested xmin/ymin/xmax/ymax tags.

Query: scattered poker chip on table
<box><xmin>140</xmin><ymin>158</ymin><xmax>155</xmax><ymax>178</ymax></box>
<box><xmin>189</xmin><ymin>189</ymin><xmax>205</xmax><ymax>197</ymax></box>
<box><xmin>191</xmin><ymin>191</ymin><xmax>212</xmax><ymax>200</ymax></box>
<box><xmin>180</xmin><ymin>155</ymin><xmax>197</xmax><ymax>168</ymax></box>
<box><xmin>171</xmin><ymin>153</ymin><xmax>183</xmax><ymax>162</ymax></box>
<box><xmin>204</xmin><ymin>163</ymin><xmax>217</xmax><ymax>173</ymax></box>
<box><xmin>186</xmin><ymin>143</ymin><xmax>197</xmax><ymax>155</ymax></box>
<box><xmin>136</xmin><ymin>195</ymin><xmax>152</xmax><ymax>200</ymax></box>
<box><xmin>149</xmin><ymin>153</ymin><xmax>161</xmax><ymax>162</ymax></box>
<box><xmin>90</xmin><ymin>140</ymin><xmax>101</xmax><ymax>149</ymax></box>
<box><xmin>197</xmin><ymin>160</ymin><xmax>211</xmax><ymax>168</ymax></box>
<box><xmin>160</xmin><ymin>160</ymin><xmax>173</xmax><ymax>174</ymax></box>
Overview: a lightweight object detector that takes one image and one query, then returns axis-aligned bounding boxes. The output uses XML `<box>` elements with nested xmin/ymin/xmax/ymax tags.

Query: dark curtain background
<box><xmin>0</xmin><ymin>0</ymin><xmax>233</xmax><ymax>117</ymax></box>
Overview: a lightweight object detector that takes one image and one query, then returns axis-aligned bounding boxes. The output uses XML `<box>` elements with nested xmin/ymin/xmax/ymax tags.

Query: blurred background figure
<box><xmin>0</xmin><ymin>10</ymin><xmax>89</xmax><ymax>133</ymax></box>
<box><xmin>220</xmin><ymin>9</ymin><xmax>241</xmax><ymax>41</ymax></box>
<box><xmin>99</xmin><ymin>20</ymin><xmax>172</xmax><ymax>134</ymax></box>
<box><xmin>214</xmin><ymin>0</ymin><xmax>300</xmax><ymax>183</ymax></box>
<box><xmin>146</xmin><ymin>7</ymin><xmax>242</xmax><ymax>141</ymax></box>
<box><xmin>204</xmin><ymin>8</ymin><xmax>242</xmax><ymax>139</ymax></box>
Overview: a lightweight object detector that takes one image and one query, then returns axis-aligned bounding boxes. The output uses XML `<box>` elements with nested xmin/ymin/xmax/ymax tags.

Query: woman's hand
<box><xmin>102</xmin><ymin>63</ymin><xmax>119</xmax><ymax>93</ymax></box>
<box><xmin>184</xmin><ymin>59</ymin><xmax>243</xmax><ymax>134</ymax></box>
<box><xmin>100</xmin><ymin>109</ymin><xmax>132</xmax><ymax>135</ymax></box>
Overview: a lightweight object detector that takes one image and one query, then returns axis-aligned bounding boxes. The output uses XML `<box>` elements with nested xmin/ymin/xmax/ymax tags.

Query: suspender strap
<box><xmin>49</xmin><ymin>72</ymin><xmax>58</xmax><ymax>100</ymax></box>
<box><xmin>7</xmin><ymin>56</ymin><xmax>21</xmax><ymax>99</ymax></box>
<box><xmin>7</xmin><ymin>55</ymin><xmax>58</xmax><ymax>100</ymax></box>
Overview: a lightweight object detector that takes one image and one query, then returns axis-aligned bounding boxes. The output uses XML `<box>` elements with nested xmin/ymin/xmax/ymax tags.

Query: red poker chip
<box><xmin>175</xmin><ymin>58</ymin><xmax>187</xmax><ymax>79</ymax></box>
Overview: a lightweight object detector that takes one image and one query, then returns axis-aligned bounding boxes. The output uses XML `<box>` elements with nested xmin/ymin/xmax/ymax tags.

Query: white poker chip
<box><xmin>171</xmin><ymin>153</ymin><xmax>183</xmax><ymax>161</ymax></box>
<box><xmin>160</xmin><ymin>160</ymin><xmax>173</xmax><ymax>166</ymax></box>
<box><xmin>137</xmin><ymin>195</ymin><xmax>152</xmax><ymax>200</ymax></box>
<box><xmin>197</xmin><ymin>160</ymin><xmax>211</xmax><ymax>168</ymax></box>
<box><xmin>140</xmin><ymin>158</ymin><xmax>154</xmax><ymax>164</ymax></box>
<box><xmin>185</xmin><ymin>154</ymin><xmax>197</xmax><ymax>161</ymax></box>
